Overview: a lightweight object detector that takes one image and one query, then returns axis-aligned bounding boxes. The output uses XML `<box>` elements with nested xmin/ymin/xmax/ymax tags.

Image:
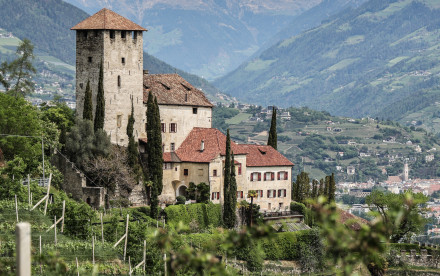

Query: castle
<box><xmin>71</xmin><ymin>9</ymin><xmax>293</xmax><ymax>211</ymax></box>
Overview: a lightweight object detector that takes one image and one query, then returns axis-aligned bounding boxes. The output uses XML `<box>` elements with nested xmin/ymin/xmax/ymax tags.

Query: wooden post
<box><xmin>124</xmin><ymin>214</ymin><xmax>129</xmax><ymax>262</ymax></box>
<box><xmin>39</xmin><ymin>235</ymin><xmax>42</xmax><ymax>274</ymax></box>
<box><xmin>92</xmin><ymin>236</ymin><xmax>95</xmax><ymax>265</ymax></box>
<box><xmin>61</xmin><ymin>200</ymin><xmax>65</xmax><ymax>233</ymax></box>
<box><xmin>16</xmin><ymin>222</ymin><xmax>31</xmax><ymax>276</ymax></box>
<box><xmin>76</xmin><ymin>257</ymin><xmax>79</xmax><ymax>276</ymax></box>
<box><xmin>54</xmin><ymin>215</ymin><xmax>57</xmax><ymax>245</ymax></box>
<box><xmin>44</xmin><ymin>173</ymin><xmax>52</xmax><ymax>215</ymax></box>
<box><xmin>164</xmin><ymin>253</ymin><xmax>167</xmax><ymax>276</ymax></box>
<box><xmin>129</xmin><ymin>256</ymin><xmax>132</xmax><ymax>276</ymax></box>
<box><xmin>30</xmin><ymin>193</ymin><xmax>32</xmax><ymax>206</ymax></box>
<box><xmin>27</xmin><ymin>174</ymin><xmax>30</xmax><ymax>209</ymax></box>
<box><xmin>143</xmin><ymin>240</ymin><xmax>146</xmax><ymax>274</ymax></box>
<box><xmin>100</xmin><ymin>213</ymin><xmax>104</xmax><ymax>243</ymax></box>
<box><xmin>15</xmin><ymin>194</ymin><xmax>19</xmax><ymax>222</ymax></box>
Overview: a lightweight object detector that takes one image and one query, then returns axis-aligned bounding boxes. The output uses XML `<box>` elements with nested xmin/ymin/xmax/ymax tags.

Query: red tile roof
<box><xmin>338</xmin><ymin>209</ymin><xmax>369</xmax><ymax>231</ymax></box>
<box><xmin>143</xmin><ymin>74</ymin><xmax>213</xmax><ymax>107</ymax></box>
<box><xmin>71</xmin><ymin>8</ymin><xmax>147</xmax><ymax>31</ymax></box>
<box><xmin>236</xmin><ymin>144</ymin><xmax>294</xmax><ymax>167</ymax></box>
<box><xmin>163</xmin><ymin>152</ymin><xmax>181</xmax><ymax>163</ymax></box>
<box><xmin>175</xmin><ymin>128</ymin><xmax>293</xmax><ymax>167</ymax></box>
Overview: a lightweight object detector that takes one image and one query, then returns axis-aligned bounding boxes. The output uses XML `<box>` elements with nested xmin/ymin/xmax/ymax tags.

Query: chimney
<box><xmin>200</xmin><ymin>140</ymin><xmax>205</xmax><ymax>152</ymax></box>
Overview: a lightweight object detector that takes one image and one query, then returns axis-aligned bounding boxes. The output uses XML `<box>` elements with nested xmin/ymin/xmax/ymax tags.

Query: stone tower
<box><xmin>71</xmin><ymin>9</ymin><xmax>147</xmax><ymax>146</ymax></box>
<box><xmin>403</xmin><ymin>162</ymin><xmax>409</xmax><ymax>181</ymax></box>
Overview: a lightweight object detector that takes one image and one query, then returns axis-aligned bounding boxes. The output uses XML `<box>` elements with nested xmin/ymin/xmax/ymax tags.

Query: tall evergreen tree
<box><xmin>126</xmin><ymin>99</ymin><xmax>138</xmax><ymax>168</ymax></box>
<box><xmin>94</xmin><ymin>62</ymin><xmax>105</xmax><ymax>131</ymax></box>
<box><xmin>318</xmin><ymin>179</ymin><xmax>324</xmax><ymax>197</ymax></box>
<box><xmin>223</xmin><ymin>129</ymin><xmax>232</xmax><ymax>228</ymax></box>
<box><xmin>228</xmin><ymin>152</ymin><xmax>237</xmax><ymax>227</ymax></box>
<box><xmin>324</xmin><ymin>176</ymin><xmax>330</xmax><ymax>198</ymax></box>
<box><xmin>311</xmin><ymin>179</ymin><xmax>318</xmax><ymax>199</ymax></box>
<box><xmin>83</xmin><ymin>80</ymin><xmax>93</xmax><ymax>121</ymax></box>
<box><xmin>267</xmin><ymin>107</ymin><xmax>277</xmax><ymax>149</ymax></box>
<box><xmin>328</xmin><ymin>173</ymin><xmax>336</xmax><ymax>202</ymax></box>
<box><xmin>299</xmin><ymin>172</ymin><xmax>310</xmax><ymax>203</ymax></box>
<box><xmin>153</xmin><ymin>97</ymin><xmax>163</xmax><ymax>193</ymax></box>
<box><xmin>150</xmin><ymin>176</ymin><xmax>159</xmax><ymax>219</ymax></box>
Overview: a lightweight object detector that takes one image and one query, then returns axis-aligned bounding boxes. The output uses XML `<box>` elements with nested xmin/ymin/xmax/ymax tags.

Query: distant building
<box><xmin>426</xmin><ymin>154</ymin><xmax>435</xmax><ymax>163</ymax></box>
<box><xmin>347</xmin><ymin>166</ymin><xmax>356</xmax><ymax>175</ymax></box>
<box><xmin>349</xmin><ymin>189</ymin><xmax>371</xmax><ymax>197</ymax></box>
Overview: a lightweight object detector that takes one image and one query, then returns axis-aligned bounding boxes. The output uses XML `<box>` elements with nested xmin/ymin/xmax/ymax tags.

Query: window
<box><xmin>237</xmin><ymin>191</ymin><xmax>243</xmax><ymax>199</ymax></box>
<box><xmin>237</xmin><ymin>164</ymin><xmax>242</xmax><ymax>175</ymax></box>
<box><xmin>121</xmin><ymin>57</ymin><xmax>125</xmax><ymax>64</ymax></box>
<box><xmin>267</xmin><ymin>189</ymin><xmax>276</xmax><ymax>198</ymax></box>
<box><xmin>161</xmin><ymin>123</ymin><xmax>166</xmax><ymax>133</ymax></box>
<box><xmin>250</xmin><ymin>172</ymin><xmax>261</xmax><ymax>181</ymax></box>
<box><xmin>278</xmin><ymin>171</ymin><xmax>289</xmax><ymax>180</ymax></box>
<box><xmin>83</xmin><ymin>31</ymin><xmax>88</xmax><ymax>39</ymax></box>
<box><xmin>211</xmin><ymin>192</ymin><xmax>220</xmax><ymax>200</ymax></box>
<box><xmin>117</xmin><ymin>115</ymin><xmax>122</xmax><ymax>128</ymax></box>
<box><xmin>170</xmin><ymin>143</ymin><xmax>175</xmax><ymax>151</ymax></box>
<box><xmin>170</xmin><ymin>123</ymin><xmax>177</xmax><ymax>133</ymax></box>
<box><xmin>110</xmin><ymin>30</ymin><xmax>115</xmax><ymax>39</ymax></box>
<box><xmin>132</xmin><ymin>31</ymin><xmax>137</xmax><ymax>40</ymax></box>
<box><xmin>184</xmin><ymin>169</ymin><xmax>188</xmax><ymax>176</ymax></box>
<box><xmin>88</xmin><ymin>57</ymin><xmax>92</xmax><ymax>63</ymax></box>
<box><xmin>193</xmin><ymin>107</ymin><xmax>198</xmax><ymax>114</ymax></box>
<box><xmin>213</xmin><ymin>169</ymin><xmax>217</xmax><ymax>177</ymax></box>
<box><xmin>277</xmin><ymin>189</ymin><xmax>287</xmax><ymax>198</ymax></box>
<box><xmin>259</xmin><ymin>190</ymin><xmax>263</xmax><ymax>198</ymax></box>
<box><xmin>117</xmin><ymin>76</ymin><xmax>121</xmax><ymax>87</ymax></box>
<box><xmin>121</xmin><ymin>31</ymin><xmax>126</xmax><ymax>39</ymax></box>
<box><xmin>163</xmin><ymin>163</ymin><xmax>172</xmax><ymax>170</ymax></box>
<box><xmin>264</xmin><ymin>172</ymin><xmax>274</xmax><ymax>181</ymax></box>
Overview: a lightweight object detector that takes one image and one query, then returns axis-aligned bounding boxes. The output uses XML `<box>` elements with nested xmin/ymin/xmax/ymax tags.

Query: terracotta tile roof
<box><xmin>71</xmin><ymin>8</ymin><xmax>147</xmax><ymax>31</ymax></box>
<box><xmin>337</xmin><ymin>209</ymin><xmax>369</xmax><ymax>231</ymax></box>
<box><xmin>175</xmin><ymin>128</ymin><xmax>293</xmax><ymax>167</ymax></box>
<box><xmin>235</xmin><ymin>144</ymin><xmax>294</xmax><ymax>167</ymax></box>
<box><xmin>143</xmin><ymin>74</ymin><xmax>213</xmax><ymax>107</ymax></box>
<box><xmin>163</xmin><ymin>152</ymin><xmax>181</xmax><ymax>163</ymax></box>
<box><xmin>138</xmin><ymin>137</ymin><xmax>148</xmax><ymax>144</ymax></box>
<box><xmin>175</xmin><ymin>128</ymin><xmax>246</xmax><ymax>163</ymax></box>
<box><xmin>387</xmin><ymin>176</ymin><xmax>402</xmax><ymax>183</ymax></box>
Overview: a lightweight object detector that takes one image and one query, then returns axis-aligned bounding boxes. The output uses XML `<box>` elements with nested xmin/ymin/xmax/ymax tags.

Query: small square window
<box><xmin>121</xmin><ymin>31</ymin><xmax>126</xmax><ymax>39</ymax></box>
<box><xmin>170</xmin><ymin>123</ymin><xmax>177</xmax><ymax>133</ymax></box>
<box><xmin>213</xmin><ymin>169</ymin><xmax>217</xmax><ymax>177</ymax></box>
<box><xmin>184</xmin><ymin>169</ymin><xmax>189</xmax><ymax>176</ymax></box>
<box><xmin>88</xmin><ymin>57</ymin><xmax>92</xmax><ymax>63</ymax></box>
<box><xmin>121</xmin><ymin>57</ymin><xmax>125</xmax><ymax>64</ymax></box>
<box><xmin>193</xmin><ymin>107</ymin><xmax>198</xmax><ymax>114</ymax></box>
<box><xmin>110</xmin><ymin>30</ymin><xmax>115</xmax><ymax>39</ymax></box>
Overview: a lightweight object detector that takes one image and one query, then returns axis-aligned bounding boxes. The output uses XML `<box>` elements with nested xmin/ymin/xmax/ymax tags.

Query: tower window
<box><xmin>117</xmin><ymin>76</ymin><xmax>121</xmax><ymax>87</ymax></box>
<box><xmin>121</xmin><ymin>57</ymin><xmax>125</xmax><ymax>64</ymax></box>
<box><xmin>161</xmin><ymin>123</ymin><xmax>166</xmax><ymax>133</ymax></box>
<box><xmin>170</xmin><ymin>143</ymin><xmax>175</xmax><ymax>151</ymax></box>
<box><xmin>170</xmin><ymin>123</ymin><xmax>177</xmax><ymax>133</ymax></box>
<box><xmin>121</xmin><ymin>31</ymin><xmax>126</xmax><ymax>39</ymax></box>
<box><xmin>184</xmin><ymin>169</ymin><xmax>188</xmax><ymax>176</ymax></box>
<box><xmin>88</xmin><ymin>57</ymin><xmax>92</xmax><ymax>63</ymax></box>
<box><xmin>110</xmin><ymin>30</ymin><xmax>115</xmax><ymax>39</ymax></box>
<box><xmin>132</xmin><ymin>31</ymin><xmax>137</xmax><ymax>40</ymax></box>
<box><xmin>83</xmin><ymin>31</ymin><xmax>88</xmax><ymax>39</ymax></box>
<box><xmin>193</xmin><ymin>107</ymin><xmax>197</xmax><ymax>114</ymax></box>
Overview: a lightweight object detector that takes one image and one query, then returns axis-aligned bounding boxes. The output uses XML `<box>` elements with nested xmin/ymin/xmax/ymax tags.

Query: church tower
<box><xmin>403</xmin><ymin>162</ymin><xmax>409</xmax><ymax>181</ymax></box>
<box><xmin>71</xmin><ymin>9</ymin><xmax>147</xmax><ymax>146</ymax></box>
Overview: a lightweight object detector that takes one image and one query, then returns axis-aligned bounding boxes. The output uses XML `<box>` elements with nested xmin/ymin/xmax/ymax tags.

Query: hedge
<box><xmin>164</xmin><ymin>203</ymin><xmax>222</xmax><ymax>229</ymax></box>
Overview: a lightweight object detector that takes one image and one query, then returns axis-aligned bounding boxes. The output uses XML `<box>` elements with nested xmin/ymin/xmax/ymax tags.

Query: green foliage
<box><xmin>165</xmin><ymin>203</ymin><xmax>222</xmax><ymax>230</ymax></box>
<box><xmin>292</xmin><ymin>172</ymin><xmax>310</xmax><ymax>203</ymax></box>
<box><xmin>290</xmin><ymin>201</ymin><xmax>306</xmax><ymax>215</ymax></box>
<box><xmin>196</xmin><ymin>182</ymin><xmax>210</xmax><ymax>203</ymax></box>
<box><xmin>94</xmin><ymin>62</ymin><xmax>105</xmax><ymax>132</ymax></box>
<box><xmin>223</xmin><ymin>129</ymin><xmax>234</xmax><ymax>228</ymax></box>
<box><xmin>150</xmin><ymin>177</ymin><xmax>159</xmax><ymax>219</ymax></box>
<box><xmin>267</xmin><ymin>107</ymin><xmax>277</xmax><ymax>149</ymax></box>
<box><xmin>366</xmin><ymin>190</ymin><xmax>428</xmax><ymax>243</ymax></box>
<box><xmin>187</xmin><ymin>182</ymin><xmax>197</xmax><ymax>200</ymax></box>
<box><xmin>1</xmin><ymin>39</ymin><xmax>36</xmax><ymax>97</ymax></box>
<box><xmin>176</xmin><ymin>196</ymin><xmax>186</xmax><ymax>205</ymax></box>
<box><xmin>126</xmin><ymin>99</ymin><xmax>139</xmax><ymax>171</ymax></box>
<box><xmin>82</xmin><ymin>80</ymin><xmax>93</xmax><ymax>121</ymax></box>
<box><xmin>212</xmin><ymin>106</ymin><xmax>239</xmax><ymax>132</ymax></box>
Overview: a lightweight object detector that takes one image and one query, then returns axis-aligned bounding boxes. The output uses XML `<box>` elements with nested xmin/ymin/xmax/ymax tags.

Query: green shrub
<box><xmin>176</xmin><ymin>196</ymin><xmax>186</xmax><ymax>205</ymax></box>
<box><xmin>290</xmin><ymin>201</ymin><xmax>306</xmax><ymax>215</ymax></box>
<box><xmin>165</xmin><ymin>203</ymin><xmax>221</xmax><ymax>230</ymax></box>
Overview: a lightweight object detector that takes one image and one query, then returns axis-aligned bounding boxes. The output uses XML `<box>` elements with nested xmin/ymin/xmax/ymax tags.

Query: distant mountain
<box><xmin>214</xmin><ymin>0</ymin><xmax>440</xmax><ymax>123</ymax></box>
<box><xmin>0</xmin><ymin>0</ymin><xmax>222</xmax><ymax>101</ymax></box>
<box><xmin>62</xmin><ymin>0</ymin><xmax>323</xmax><ymax>80</ymax></box>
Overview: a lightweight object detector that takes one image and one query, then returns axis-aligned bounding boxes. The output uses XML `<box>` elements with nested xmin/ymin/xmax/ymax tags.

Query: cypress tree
<box><xmin>324</xmin><ymin>176</ymin><xmax>330</xmax><ymax>198</ymax></box>
<box><xmin>311</xmin><ymin>179</ymin><xmax>318</xmax><ymax>199</ymax></box>
<box><xmin>267</xmin><ymin>107</ymin><xmax>277</xmax><ymax>149</ymax></box>
<box><xmin>228</xmin><ymin>152</ymin><xmax>237</xmax><ymax>227</ymax></box>
<box><xmin>318</xmin><ymin>179</ymin><xmax>324</xmax><ymax>197</ymax></box>
<box><xmin>299</xmin><ymin>172</ymin><xmax>310</xmax><ymax>203</ymax></box>
<box><xmin>150</xmin><ymin>176</ymin><xmax>159</xmax><ymax>219</ymax></box>
<box><xmin>94</xmin><ymin>62</ymin><xmax>105</xmax><ymax>131</ymax></box>
<box><xmin>328</xmin><ymin>173</ymin><xmax>336</xmax><ymax>202</ymax></box>
<box><xmin>127</xmin><ymin>99</ymin><xmax>138</xmax><ymax>168</ymax></box>
<box><xmin>83</xmin><ymin>80</ymin><xmax>93</xmax><ymax>121</ymax></box>
<box><xmin>223</xmin><ymin>129</ymin><xmax>232</xmax><ymax>227</ymax></box>
<box><xmin>153</xmin><ymin>97</ymin><xmax>163</xmax><ymax>194</ymax></box>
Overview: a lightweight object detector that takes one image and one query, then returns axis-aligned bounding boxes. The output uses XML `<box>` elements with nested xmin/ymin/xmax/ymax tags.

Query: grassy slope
<box><xmin>215</xmin><ymin>0</ymin><xmax>440</xmax><ymax>122</ymax></box>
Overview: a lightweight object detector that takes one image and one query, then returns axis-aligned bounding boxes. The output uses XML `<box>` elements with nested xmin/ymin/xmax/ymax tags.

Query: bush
<box><xmin>176</xmin><ymin>196</ymin><xmax>186</xmax><ymax>205</ymax></box>
<box><xmin>164</xmin><ymin>203</ymin><xmax>222</xmax><ymax>230</ymax></box>
<box><xmin>290</xmin><ymin>201</ymin><xmax>306</xmax><ymax>215</ymax></box>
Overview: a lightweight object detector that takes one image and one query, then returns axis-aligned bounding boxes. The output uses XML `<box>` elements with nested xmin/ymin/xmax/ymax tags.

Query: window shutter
<box><xmin>241</xmin><ymin>191</ymin><xmax>243</xmax><ymax>198</ymax></box>
<box><xmin>267</xmin><ymin>190</ymin><xmax>270</xmax><ymax>198</ymax></box>
<box><xmin>264</xmin><ymin>173</ymin><xmax>266</xmax><ymax>181</ymax></box>
<box><xmin>284</xmin><ymin>189</ymin><xmax>287</xmax><ymax>197</ymax></box>
<box><xmin>250</xmin><ymin>173</ymin><xmax>253</xmax><ymax>181</ymax></box>
<box><xmin>278</xmin><ymin>190</ymin><xmax>281</xmax><ymax>197</ymax></box>
<box><xmin>260</xmin><ymin>190</ymin><xmax>263</xmax><ymax>197</ymax></box>
<box><xmin>277</xmin><ymin>172</ymin><xmax>280</xmax><ymax>180</ymax></box>
<box><xmin>285</xmin><ymin>171</ymin><xmax>288</xmax><ymax>180</ymax></box>
<box><xmin>211</xmin><ymin>193</ymin><xmax>214</xmax><ymax>200</ymax></box>
<box><xmin>271</xmin><ymin>172</ymin><xmax>275</xmax><ymax>181</ymax></box>
<box><xmin>217</xmin><ymin>192</ymin><xmax>220</xmax><ymax>200</ymax></box>
<box><xmin>258</xmin><ymin>173</ymin><xmax>261</xmax><ymax>181</ymax></box>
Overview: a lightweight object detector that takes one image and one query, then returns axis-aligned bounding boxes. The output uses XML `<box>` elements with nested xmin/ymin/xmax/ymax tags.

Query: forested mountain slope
<box><xmin>215</xmin><ymin>0</ymin><xmax>440</xmax><ymax>121</ymax></box>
